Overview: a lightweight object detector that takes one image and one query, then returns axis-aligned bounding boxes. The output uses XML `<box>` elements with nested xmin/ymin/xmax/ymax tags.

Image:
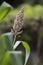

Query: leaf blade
<box><xmin>13</xmin><ymin>41</ymin><xmax>30</xmax><ymax>65</ymax></box>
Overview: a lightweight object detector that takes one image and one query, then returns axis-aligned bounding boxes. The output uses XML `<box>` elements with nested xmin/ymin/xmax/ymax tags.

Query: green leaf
<box><xmin>0</xmin><ymin>7</ymin><xmax>11</xmax><ymax>20</ymax></box>
<box><xmin>22</xmin><ymin>41</ymin><xmax>30</xmax><ymax>65</ymax></box>
<box><xmin>1</xmin><ymin>32</ymin><xmax>13</xmax><ymax>50</ymax></box>
<box><xmin>0</xmin><ymin>35</ymin><xmax>6</xmax><ymax>65</ymax></box>
<box><xmin>2</xmin><ymin>51</ymin><xmax>24</xmax><ymax>65</ymax></box>
<box><xmin>0</xmin><ymin>32</ymin><xmax>13</xmax><ymax>65</ymax></box>
<box><xmin>1</xmin><ymin>51</ymin><xmax>11</xmax><ymax>65</ymax></box>
<box><xmin>0</xmin><ymin>2</ymin><xmax>13</xmax><ymax>20</ymax></box>
<box><xmin>8</xmin><ymin>51</ymin><xmax>24</xmax><ymax>65</ymax></box>
<box><xmin>13</xmin><ymin>41</ymin><xmax>30</xmax><ymax>65</ymax></box>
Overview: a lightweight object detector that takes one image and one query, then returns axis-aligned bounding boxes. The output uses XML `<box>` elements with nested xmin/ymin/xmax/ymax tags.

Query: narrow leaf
<box><xmin>0</xmin><ymin>2</ymin><xmax>13</xmax><ymax>20</ymax></box>
<box><xmin>22</xmin><ymin>41</ymin><xmax>30</xmax><ymax>65</ymax></box>
<box><xmin>13</xmin><ymin>41</ymin><xmax>30</xmax><ymax>65</ymax></box>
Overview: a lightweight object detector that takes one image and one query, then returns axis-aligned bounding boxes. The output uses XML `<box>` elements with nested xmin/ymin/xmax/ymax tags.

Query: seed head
<box><xmin>11</xmin><ymin>7</ymin><xmax>24</xmax><ymax>37</ymax></box>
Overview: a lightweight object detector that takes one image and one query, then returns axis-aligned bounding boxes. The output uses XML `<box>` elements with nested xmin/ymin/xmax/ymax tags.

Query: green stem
<box><xmin>13</xmin><ymin>35</ymin><xmax>16</xmax><ymax>47</ymax></box>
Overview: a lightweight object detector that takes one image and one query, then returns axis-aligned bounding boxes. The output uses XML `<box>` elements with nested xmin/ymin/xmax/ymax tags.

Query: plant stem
<box><xmin>13</xmin><ymin>35</ymin><xmax>16</xmax><ymax>46</ymax></box>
